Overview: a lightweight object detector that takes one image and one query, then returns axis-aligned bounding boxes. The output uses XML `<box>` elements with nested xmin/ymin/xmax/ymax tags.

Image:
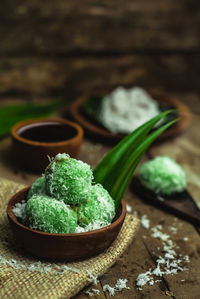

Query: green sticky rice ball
<box><xmin>25</xmin><ymin>194</ymin><xmax>78</xmax><ymax>234</ymax></box>
<box><xmin>27</xmin><ymin>176</ymin><xmax>46</xmax><ymax>199</ymax></box>
<box><xmin>139</xmin><ymin>156</ymin><xmax>187</xmax><ymax>195</ymax></box>
<box><xmin>78</xmin><ymin>184</ymin><xmax>115</xmax><ymax>227</ymax></box>
<box><xmin>45</xmin><ymin>153</ymin><xmax>93</xmax><ymax>205</ymax></box>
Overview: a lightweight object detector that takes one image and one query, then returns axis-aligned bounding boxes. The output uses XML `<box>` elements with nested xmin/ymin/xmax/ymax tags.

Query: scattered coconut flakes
<box><xmin>151</xmin><ymin>225</ymin><xmax>170</xmax><ymax>241</ymax></box>
<box><xmin>86</xmin><ymin>270</ymin><xmax>99</xmax><ymax>285</ymax></box>
<box><xmin>181</xmin><ymin>279</ymin><xmax>185</xmax><ymax>282</ymax></box>
<box><xmin>85</xmin><ymin>288</ymin><xmax>100</xmax><ymax>296</ymax></box>
<box><xmin>115</xmin><ymin>278</ymin><xmax>130</xmax><ymax>291</ymax></box>
<box><xmin>183</xmin><ymin>256</ymin><xmax>190</xmax><ymax>263</ymax></box>
<box><xmin>103</xmin><ymin>284</ymin><xmax>116</xmax><ymax>296</ymax></box>
<box><xmin>141</xmin><ymin>215</ymin><xmax>150</xmax><ymax>229</ymax></box>
<box><xmin>169</xmin><ymin>226</ymin><xmax>177</xmax><ymax>234</ymax></box>
<box><xmin>126</xmin><ymin>203</ymin><xmax>132</xmax><ymax>213</ymax></box>
<box><xmin>103</xmin><ymin>278</ymin><xmax>130</xmax><ymax>296</ymax></box>
<box><xmin>184</xmin><ymin>237</ymin><xmax>188</xmax><ymax>241</ymax></box>
<box><xmin>0</xmin><ymin>255</ymin><xmax>80</xmax><ymax>274</ymax></box>
<box><xmin>136</xmin><ymin>270</ymin><xmax>152</xmax><ymax>288</ymax></box>
<box><xmin>136</xmin><ymin>225</ymin><xmax>190</xmax><ymax>290</ymax></box>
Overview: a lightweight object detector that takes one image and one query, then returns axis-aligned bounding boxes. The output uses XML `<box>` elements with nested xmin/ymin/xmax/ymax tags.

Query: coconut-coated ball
<box><xmin>78</xmin><ymin>184</ymin><xmax>115</xmax><ymax>228</ymax></box>
<box><xmin>139</xmin><ymin>156</ymin><xmax>187</xmax><ymax>195</ymax></box>
<box><xmin>45</xmin><ymin>153</ymin><xmax>93</xmax><ymax>205</ymax></box>
<box><xmin>25</xmin><ymin>194</ymin><xmax>78</xmax><ymax>234</ymax></box>
<box><xmin>27</xmin><ymin>176</ymin><xmax>46</xmax><ymax>199</ymax></box>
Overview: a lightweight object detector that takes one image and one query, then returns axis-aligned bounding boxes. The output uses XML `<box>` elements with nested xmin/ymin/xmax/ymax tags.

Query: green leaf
<box><xmin>83</xmin><ymin>96</ymin><xmax>103</xmax><ymax>122</ymax></box>
<box><xmin>0</xmin><ymin>100</ymin><xmax>63</xmax><ymax>138</ymax></box>
<box><xmin>93</xmin><ymin>111</ymin><xmax>177</xmax><ymax>210</ymax></box>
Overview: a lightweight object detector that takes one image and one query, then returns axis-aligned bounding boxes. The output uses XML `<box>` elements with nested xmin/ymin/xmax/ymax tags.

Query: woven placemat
<box><xmin>0</xmin><ymin>177</ymin><xmax>140</xmax><ymax>299</ymax></box>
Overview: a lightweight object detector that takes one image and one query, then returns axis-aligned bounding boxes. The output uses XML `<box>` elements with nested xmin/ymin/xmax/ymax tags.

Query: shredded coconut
<box><xmin>136</xmin><ymin>225</ymin><xmax>189</xmax><ymax>290</ymax></box>
<box><xmin>126</xmin><ymin>203</ymin><xmax>132</xmax><ymax>213</ymax></box>
<box><xmin>12</xmin><ymin>201</ymin><xmax>26</xmax><ymax>221</ymax></box>
<box><xmin>99</xmin><ymin>86</ymin><xmax>161</xmax><ymax>134</ymax></box>
<box><xmin>103</xmin><ymin>278</ymin><xmax>130</xmax><ymax>296</ymax></box>
<box><xmin>0</xmin><ymin>255</ymin><xmax>80</xmax><ymax>274</ymax></box>
<box><xmin>85</xmin><ymin>288</ymin><xmax>100</xmax><ymax>296</ymax></box>
<box><xmin>103</xmin><ymin>284</ymin><xmax>116</xmax><ymax>296</ymax></box>
<box><xmin>141</xmin><ymin>214</ymin><xmax>150</xmax><ymax>229</ymax></box>
<box><xmin>86</xmin><ymin>270</ymin><xmax>99</xmax><ymax>285</ymax></box>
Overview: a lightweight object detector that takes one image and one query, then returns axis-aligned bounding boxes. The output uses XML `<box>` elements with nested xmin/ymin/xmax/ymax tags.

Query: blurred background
<box><xmin>0</xmin><ymin>0</ymin><xmax>199</xmax><ymax>101</ymax></box>
<box><xmin>0</xmin><ymin>0</ymin><xmax>200</xmax><ymax>184</ymax></box>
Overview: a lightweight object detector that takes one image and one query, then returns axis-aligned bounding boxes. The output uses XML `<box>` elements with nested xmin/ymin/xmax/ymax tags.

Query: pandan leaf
<box><xmin>83</xmin><ymin>96</ymin><xmax>103</xmax><ymax>122</ymax></box>
<box><xmin>84</xmin><ymin>96</ymin><xmax>178</xmax><ymax>129</ymax></box>
<box><xmin>93</xmin><ymin>111</ymin><xmax>177</xmax><ymax>210</ymax></box>
<box><xmin>0</xmin><ymin>100</ymin><xmax>64</xmax><ymax>138</ymax></box>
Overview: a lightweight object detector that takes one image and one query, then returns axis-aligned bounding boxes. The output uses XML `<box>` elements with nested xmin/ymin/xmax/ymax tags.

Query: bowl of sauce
<box><xmin>11</xmin><ymin>118</ymin><xmax>83</xmax><ymax>172</ymax></box>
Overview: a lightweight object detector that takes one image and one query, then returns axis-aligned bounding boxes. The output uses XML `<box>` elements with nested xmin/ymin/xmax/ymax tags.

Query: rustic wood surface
<box><xmin>0</xmin><ymin>0</ymin><xmax>200</xmax><ymax>297</ymax></box>
<box><xmin>0</xmin><ymin>93</ymin><xmax>199</xmax><ymax>298</ymax></box>
<box><xmin>0</xmin><ymin>0</ymin><xmax>200</xmax><ymax>97</ymax></box>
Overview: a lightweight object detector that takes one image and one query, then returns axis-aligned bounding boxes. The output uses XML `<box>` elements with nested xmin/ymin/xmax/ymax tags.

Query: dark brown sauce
<box><xmin>17</xmin><ymin>122</ymin><xmax>77</xmax><ymax>142</ymax></box>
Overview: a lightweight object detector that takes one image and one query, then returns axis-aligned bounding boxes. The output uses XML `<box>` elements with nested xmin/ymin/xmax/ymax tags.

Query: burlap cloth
<box><xmin>0</xmin><ymin>177</ymin><xmax>140</xmax><ymax>299</ymax></box>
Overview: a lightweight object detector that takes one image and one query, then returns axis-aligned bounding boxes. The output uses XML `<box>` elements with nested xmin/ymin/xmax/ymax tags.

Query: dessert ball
<box><xmin>25</xmin><ymin>194</ymin><xmax>78</xmax><ymax>234</ymax></box>
<box><xmin>139</xmin><ymin>156</ymin><xmax>187</xmax><ymax>195</ymax></box>
<box><xmin>78</xmin><ymin>184</ymin><xmax>115</xmax><ymax>227</ymax></box>
<box><xmin>45</xmin><ymin>153</ymin><xmax>93</xmax><ymax>205</ymax></box>
<box><xmin>27</xmin><ymin>176</ymin><xmax>46</xmax><ymax>199</ymax></box>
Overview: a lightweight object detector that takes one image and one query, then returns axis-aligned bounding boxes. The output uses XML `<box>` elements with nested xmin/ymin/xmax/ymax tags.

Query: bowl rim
<box><xmin>7</xmin><ymin>187</ymin><xmax>127</xmax><ymax>238</ymax></box>
<box><xmin>69</xmin><ymin>91</ymin><xmax>193</xmax><ymax>142</ymax></box>
<box><xmin>11</xmin><ymin>118</ymin><xmax>83</xmax><ymax>147</ymax></box>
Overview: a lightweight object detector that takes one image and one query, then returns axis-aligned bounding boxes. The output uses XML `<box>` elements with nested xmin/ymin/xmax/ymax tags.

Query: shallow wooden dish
<box><xmin>70</xmin><ymin>90</ymin><xmax>192</xmax><ymax>143</ymax></box>
<box><xmin>7</xmin><ymin>187</ymin><xmax>126</xmax><ymax>261</ymax></box>
<box><xmin>11</xmin><ymin>118</ymin><xmax>83</xmax><ymax>173</ymax></box>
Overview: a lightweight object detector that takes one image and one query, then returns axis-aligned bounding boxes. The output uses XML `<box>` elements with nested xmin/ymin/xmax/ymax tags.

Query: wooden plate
<box><xmin>70</xmin><ymin>90</ymin><xmax>192</xmax><ymax>143</ymax></box>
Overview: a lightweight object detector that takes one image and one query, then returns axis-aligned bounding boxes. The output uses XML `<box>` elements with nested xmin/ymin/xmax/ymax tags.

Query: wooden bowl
<box><xmin>7</xmin><ymin>187</ymin><xmax>126</xmax><ymax>261</ymax></box>
<box><xmin>70</xmin><ymin>90</ymin><xmax>192</xmax><ymax>143</ymax></box>
<box><xmin>11</xmin><ymin>118</ymin><xmax>83</xmax><ymax>172</ymax></box>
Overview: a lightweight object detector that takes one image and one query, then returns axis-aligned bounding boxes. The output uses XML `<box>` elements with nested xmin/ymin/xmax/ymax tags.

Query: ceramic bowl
<box><xmin>7</xmin><ymin>187</ymin><xmax>126</xmax><ymax>261</ymax></box>
<box><xmin>11</xmin><ymin>118</ymin><xmax>83</xmax><ymax>172</ymax></box>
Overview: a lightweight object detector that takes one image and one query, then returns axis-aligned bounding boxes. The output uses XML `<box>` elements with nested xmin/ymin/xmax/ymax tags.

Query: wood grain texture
<box><xmin>1</xmin><ymin>0</ymin><xmax>200</xmax><ymax>54</ymax></box>
<box><xmin>0</xmin><ymin>54</ymin><xmax>199</xmax><ymax>97</ymax></box>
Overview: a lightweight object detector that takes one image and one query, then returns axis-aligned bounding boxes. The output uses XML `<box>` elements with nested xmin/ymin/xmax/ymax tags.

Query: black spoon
<box><xmin>131</xmin><ymin>176</ymin><xmax>200</xmax><ymax>226</ymax></box>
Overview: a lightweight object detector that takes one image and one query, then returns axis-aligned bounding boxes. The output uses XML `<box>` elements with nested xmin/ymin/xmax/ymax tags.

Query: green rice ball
<box><xmin>25</xmin><ymin>194</ymin><xmax>78</xmax><ymax>234</ymax></box>
<box><xmin>45</xmin><ymin>153</ymin><xmax>93</xmax><ymax>205</ymax></box>
<box><xmin>27</xmin><ymin>176</ymin><xmax>46</xmax><ymax>199</ymax></box>
<box><xmin>139</xmin><ymin>156</ymin><xmax>187</xmax><ymax>195</ymax></box>
<box><xmin>78</xmin><ymin>184</ymin><xmax>115</xmax><ymax>227</ymax></box>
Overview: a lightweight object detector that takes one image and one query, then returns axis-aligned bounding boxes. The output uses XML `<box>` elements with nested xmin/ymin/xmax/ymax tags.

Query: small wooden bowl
<box><xmin>70</xmin><ymin>90</ymin><xmax>192</xmax><ymax>143</ymax></box>
<box><xmin>7</xmin><ymin>187</ymin><xmax>126</xmax><ymax>261</ymax></box>
<box><xmin>11</xmin><ymin>118</ymin><xmax>83</xmax><ymax>172</ymax></box>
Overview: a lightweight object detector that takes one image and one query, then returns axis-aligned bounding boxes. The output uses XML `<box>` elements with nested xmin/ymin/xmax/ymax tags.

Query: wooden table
<box><xmin>0</xmin><ymin>95</ymin><xmax>200</xmax><ymax>298</ymax></box>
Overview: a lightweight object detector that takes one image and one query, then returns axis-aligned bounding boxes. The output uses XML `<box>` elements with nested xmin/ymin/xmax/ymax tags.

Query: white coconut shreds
<box><xmin>126</xmin><ymin>203</ymin><xmax>133</xmax><ymax>213</ymax></box>
<box><xmin>141</xmin><ymin>214</ymin><xmax>150</xmax><ymax>229</ymax></box>
<box><xmin>99</xmin><ymin>86</ymin><xmax>161</xmax><ymax>134</ymax></box>
<box><xmin>0</xmin><ymin>255</ymin><xmax>80</xmax><ymax>274</ymax></box>
<box><xmin>86</xmin><ymin>270</ymin><xmax>99</xmax><ymax>285</ymax></box>
<box><xmin>136</xmin><ymin>225</ymin><xmax>190</xmax><ymax>290</ymax></box>
<box><xmin>12</xmin><ymin>201</ymin><xmax>26</xmax><ymax>221</ymax></box>
<box><xmin>85</xmin><ymin>288</ymin><xmax>100</xmax><ymax>296</ymax></box>
<box><xmin>103</xmin><ymin>279</ymin><xmax>130</xmax><ymax>296</ymax></box>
